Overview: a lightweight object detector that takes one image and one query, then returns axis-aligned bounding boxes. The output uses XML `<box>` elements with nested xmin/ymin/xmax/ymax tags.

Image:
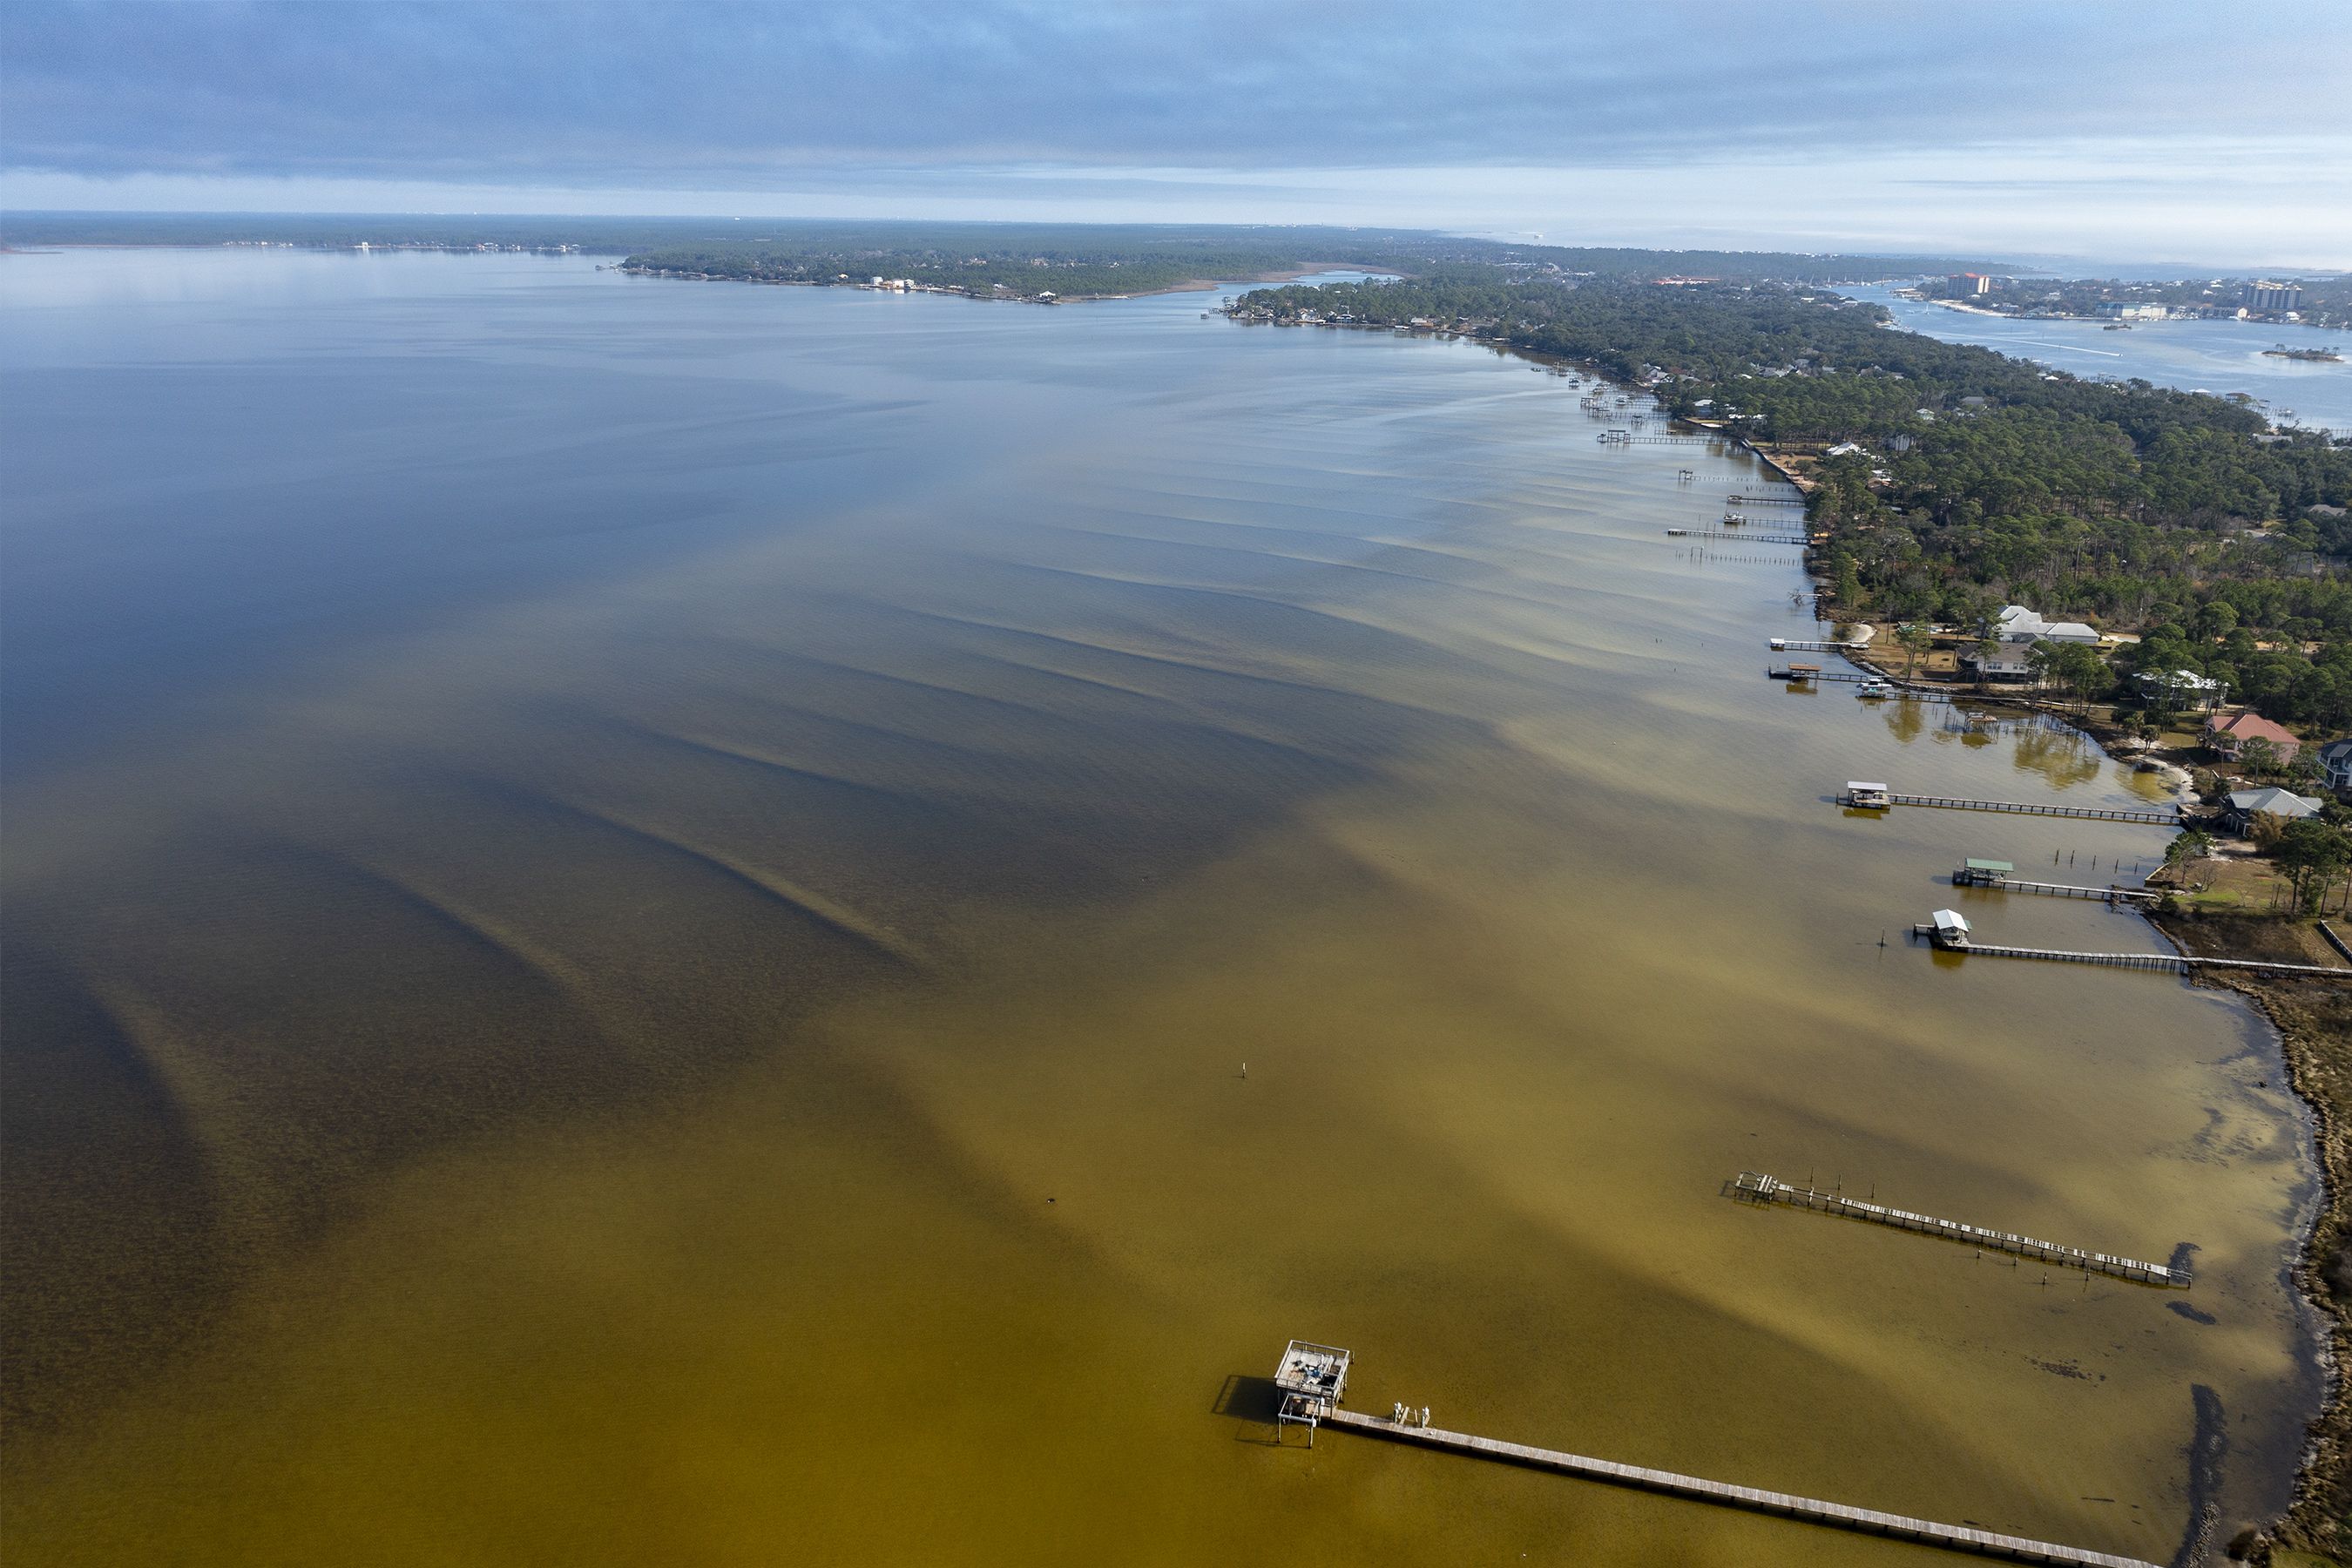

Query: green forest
<box><xmin>1234</xmin><ymin>271</ymin><xmax>2352</xmax><ymax>730</ymax></box>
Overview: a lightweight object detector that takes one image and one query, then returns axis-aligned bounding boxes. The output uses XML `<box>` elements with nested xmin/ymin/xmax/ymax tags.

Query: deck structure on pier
<box><xmin>1834</xmin><ymin>788</ymin><xmax>2178</xmax><ymax>825</ymax></box>
<box><xmin>1271</xmin><ymin>1340</ymin><xmax>1350</xmax><ymax>1445</ymax></box>
<box><xmin>1728</xmin><ymin>1172</ymin><xmax>2190</xmax><ymax>1287</ymax></box>
<box><xmin>1308</xmin><ymin>1395</ymin><xmax>2157</xmax><ymax>1566</ymax></box>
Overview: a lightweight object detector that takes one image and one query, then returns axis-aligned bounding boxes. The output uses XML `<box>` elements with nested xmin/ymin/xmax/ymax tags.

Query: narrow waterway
<box><xmin>1841</xmin><ymin>281</ymin><xmax>2351</xmax><ymax>435</ymax></box>
<box><xmin>1</xmin><ymin>250</ymin><xmax>2316</xmax><ymax>1565</ymax></box>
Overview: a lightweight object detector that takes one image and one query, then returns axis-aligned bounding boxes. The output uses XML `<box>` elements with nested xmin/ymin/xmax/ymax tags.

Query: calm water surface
<box><xmin>1842</xmin><ymin>282</ymin><xmax>2352</xmax><ymax>434</ymax></box>
<box><xmin>1</xmin><ymin>250</ymin><xmax>2316</xmax><ymax>1565</ymax></box>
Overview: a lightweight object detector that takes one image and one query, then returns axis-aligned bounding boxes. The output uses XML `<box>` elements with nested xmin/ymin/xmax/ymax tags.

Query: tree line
<box><xmin>1233</xmin><ymin>272</ymin><xmax>2352</xmax><ymax>732</ymax></box>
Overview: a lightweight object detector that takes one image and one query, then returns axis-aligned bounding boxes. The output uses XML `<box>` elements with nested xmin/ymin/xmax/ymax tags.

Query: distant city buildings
<box><xmin>2244</xmin><ymin>280</ymin><xmax>2303</xmax><ymax>312</ymax></box>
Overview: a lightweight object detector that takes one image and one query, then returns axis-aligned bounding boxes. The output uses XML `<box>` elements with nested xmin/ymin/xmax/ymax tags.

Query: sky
<box><xmin>4</xmin><ymin>1</ymin><xmax>2349</xmax><ymax>266</ymax></box>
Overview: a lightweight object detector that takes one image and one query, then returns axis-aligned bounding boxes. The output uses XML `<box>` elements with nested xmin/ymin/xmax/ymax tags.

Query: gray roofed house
<box><xmin>2227</xmin><ymin>785</ymin><xmax>2323</xmax><ymax>831</ymax></box>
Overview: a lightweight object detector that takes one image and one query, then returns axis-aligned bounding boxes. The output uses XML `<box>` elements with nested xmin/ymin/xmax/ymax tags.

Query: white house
<box><xmin>2133</xmin><ymin>669</ymin><xmax>2226</xmax><ymax>712</ymax></box>
<box><xmin>1995</xmin><ymin>605</ymin><xmax>2100</xmax><ymax>644</ymax></box>
<box><xmin>1960</xmin><ymin>605</ymin><xmax>2103</xmax><ymax>680</ymax></box>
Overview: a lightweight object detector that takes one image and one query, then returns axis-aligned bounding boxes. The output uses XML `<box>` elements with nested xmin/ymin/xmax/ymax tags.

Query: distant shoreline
<box><xmin>618</xmin><ymin>260</ymin><xmax>1385</xmax><ymax>304</ymax></box>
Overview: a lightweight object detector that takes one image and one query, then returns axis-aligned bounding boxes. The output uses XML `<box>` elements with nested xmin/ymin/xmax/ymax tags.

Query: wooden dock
<box><xmin>1321</xmin><ymin>1407</ymin><xmax>2159</xmax><ymax>1566</ymax></box>
<box><xmin>1670</xmin><ymin>528</ymin><xmax>1809</xmax><ymax>544</ymax></box>
<box><xmin>1729</xmin><ymin>1172</ymin><xmax>2189</xmax><ymax>1287</ymax></box>
<box><xmin>1835</xmin><ymin>788</ymin><xmax>2178</xmax><ymax>825</ymax></box>
<box><xmin>1910</xmin><ymin>929</ymin><xmax>2351</xmax><ymax>980</ymax></box>
<box><xmin>1776</xmin><ymin>667</ymin><xmax>1897</xmax><ymax>686</ymax></box>
<box><xmin>1951</xmin><ymin>867</ymin><xmax>2158</xmax><ymax>905</ymax></box>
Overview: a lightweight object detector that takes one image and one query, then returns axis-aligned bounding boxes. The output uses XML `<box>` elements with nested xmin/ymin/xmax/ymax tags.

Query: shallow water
<box><xmin>0</xmin><ymin>251</ymin><xmax>2315</xmax><ymax>1565</ymax></box>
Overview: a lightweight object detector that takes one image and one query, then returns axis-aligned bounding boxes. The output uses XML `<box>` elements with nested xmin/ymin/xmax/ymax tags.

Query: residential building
<box><xmin>1996</xmin><ymin>605</ymin><xmax>2099</xmax><ymax>644</ymax></box>
<box><xmin>2132</xmin><ymin>669</ymin><xmax>2226</xmax><ymax>711</ymax></box>
<box><xmin>1948</xmin><ymin>273</ymin><xmax>1992</xmax><ymax>297</ymax></box>
<box><xmin>2204</xmin><ymin>710</ymin><xmax>2301</xmax><ymax>762</ymax></box>
<box><xmin>2226</xmin><ymin>785</ymin><xmax>2323</xmax><ymax>833</ymax></box>
<box><xmin>1958</xmin><ymin>605</ymin><xmax>2103</xmax><ymax>681</ymax></box>
<box><xmin>2320</xmin><ymin>739</ymin><xmax>2352</xmax><ymax>793</ymax></box>
<box><xmin>2244</xmin><ymin>280</ymin><xmax>2304</xmax><ymax>312</ymax></box>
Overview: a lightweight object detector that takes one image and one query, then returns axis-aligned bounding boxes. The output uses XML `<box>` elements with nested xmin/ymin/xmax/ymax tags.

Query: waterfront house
<box><xmin>2133</xmin><ymin>669</ymin><xmax>2226</xmax><ymax>712</ymax></box>
<box><xmin>2321</xmin><ymin>739</ymin><xmax>2352</xmax><ymax>793</ymax></box>
<box><xmin>2226</xmin><ymin>786</ymin><xmax>2323</xmax><ymax>833</ymax></box>
<box><xmin>2205</xmin><ymin>710</ymin><xmax>2301</xmax><ymax>763</ymax></box>
<box><xmin>1959</xmin><ymin>604</ymin><xmax>2101</xmax><ymax>680</ymax></box>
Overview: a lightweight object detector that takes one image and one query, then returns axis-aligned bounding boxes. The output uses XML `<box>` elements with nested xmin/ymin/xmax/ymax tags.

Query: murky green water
<box><xmin>1</xmin><ymin>251</ymin><xmax>2315</xmax><ymax>1565</ymax></box>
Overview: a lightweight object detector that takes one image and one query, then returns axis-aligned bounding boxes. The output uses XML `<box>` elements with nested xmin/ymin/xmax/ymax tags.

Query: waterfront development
<box><xmin>1840</xmin><ymin>283</ymin><xmax>2352</xmax><ymax>436</ymax></box>
<box><xmin>0</xmin><ymin>248</ymin><xmax>2322</xmax><ymax>1565</ymax></box>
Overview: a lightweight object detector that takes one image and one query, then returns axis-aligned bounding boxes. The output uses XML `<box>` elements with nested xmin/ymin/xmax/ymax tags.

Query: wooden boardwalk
<box><xmin>1914</xmin><ymin>933</ymin><xmax>2351</xmax><ymax>980</ymax></box>
<box><xmin>1952</xmin><ymin>868</ymin><xmax>2158</xmax><ymax>905</ymax></box>
<box><xmin>1321</xmin><ymin>1408</ymin><xmax>2158</xmax><ymax>1566</ymax></box>
<box><xmin>1836</xmin><ymin>789</ymin><xmax>2178</xmax><ymax>825</ymax></box>
<box><xmin>1670</xmin><ymin>528</ymin><xmax>1809</xmax><ymax>544</ymax></box>
<box><xmin>1729</xmin><ymin>1172</ymin><xmax>2190</xmax><ymax>1287</ymax></box>
<box><xmin>1778</xmin><ymin>667</ymin><xmax>1910</xmax><ymax>686</ymax></box>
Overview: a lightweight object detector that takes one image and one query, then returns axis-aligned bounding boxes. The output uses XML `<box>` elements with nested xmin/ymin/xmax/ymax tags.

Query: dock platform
<box><xmin>1835</xmin><ymin>788</ymin><xmax>2178</xmax><ymax>825</ymax></box>
<box><xmin>1729</xmin><ymin>1172</ymin><xmax>2189</xmax><ymax>1287</ymax></box>
<box><xmin>1319</xmin><ymin>1405</ymin><xmax>2157</xmax><ymax>1566</ymax></box>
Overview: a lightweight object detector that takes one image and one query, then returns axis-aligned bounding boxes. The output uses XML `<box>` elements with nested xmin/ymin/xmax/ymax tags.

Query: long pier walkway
<box><xmin>1913</xmin><ymin>932</ymin><xmax>2351</xmax><ymax>980</ymax></box>
<box><xmin>1952</xmin><ymin>869</ymin><xmax>2158</xmax><ymax>905</ymax></box>
<box><xmin>1670</xmin><ymin>528</ymin><xmax>1808</xmax><ymax>544</ymax></box>
<box><xmin>1838</xmin><ymin>788</ymin><xmax>2178</xmax><ymax>825</ymax></box>
<box><xmin>1321</xmin><ymin>1407</ymin><xmax>2158</xmax><ymax>1566</ymax></box>
<box><xmin>1729</xmin><ymin>1172</ymin><xmax>2189</xmax><ymax>1286</ymax></box>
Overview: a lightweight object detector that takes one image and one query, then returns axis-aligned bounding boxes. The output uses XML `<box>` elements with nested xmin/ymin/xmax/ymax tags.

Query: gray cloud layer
<box><xmin>5</xmin><ymin>1</ymin><xmax>2343</xmax><ymax>186</ymax></box>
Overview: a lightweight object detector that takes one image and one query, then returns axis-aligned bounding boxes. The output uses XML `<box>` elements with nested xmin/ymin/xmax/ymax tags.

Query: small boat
<box><xmin>1855</xmin><ymin>680</ymin><xmax>1898</xmax><ymax>700</ymax></box>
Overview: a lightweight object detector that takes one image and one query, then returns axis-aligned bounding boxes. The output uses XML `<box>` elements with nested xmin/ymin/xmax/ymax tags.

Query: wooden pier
<box><xmin>1835</xmin><ymin>788</ymin><xmax>2178</xmax><ymax>825</ymax></box>
<box><xmin>1318</xmin><ymin>1404</ymin><xmax>2158</xmax><ymax>1566</ymax></box>
<box><xmin>1776</xmin><ymin>666</ymin><xmax>1893</xmax><ymax>685</ymax></box>
<box><xmin>1729</xmin><ymin>1172</ymin><xmax>2190</xmax><ymax>1287</ymax></box>
<box><xmin>1671</xmin><ymin>528</ymin><xmax>1808</xmax><ymax>544</ymax></box>
<box><xmin>1952</xmin><ymin>865</ymin><xmax>2158</xmax><ymax>905</ymax></box>
<box><xmin>1910</xmin><ymin>928</ymin><xmax>2352</xmax><ymax>980</ymax></box>
<box><xmin>1770</xmin><ymin>637</ymin><xmax>1869</xmax><ymax>652</ymax></box>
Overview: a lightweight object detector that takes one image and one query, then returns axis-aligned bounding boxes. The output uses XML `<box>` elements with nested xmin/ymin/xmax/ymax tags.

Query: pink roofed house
<box><xmin>2205</xmin><ymin>710</ymin><xmax>2301</xmax><ymax>762</ymax></box>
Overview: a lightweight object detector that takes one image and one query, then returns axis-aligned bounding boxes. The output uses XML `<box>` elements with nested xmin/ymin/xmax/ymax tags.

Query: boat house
<box><xmin>1272</xmin><ymin>1341</ymin><xmax>1351</xmax><ymax>1444</ymax></box>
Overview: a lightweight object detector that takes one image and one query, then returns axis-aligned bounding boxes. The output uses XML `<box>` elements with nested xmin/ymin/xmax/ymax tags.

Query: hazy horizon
<box><xmin>4</xmin><ymin>1</ymin><xmax>2348</xmax><ymax>267</ymax></box>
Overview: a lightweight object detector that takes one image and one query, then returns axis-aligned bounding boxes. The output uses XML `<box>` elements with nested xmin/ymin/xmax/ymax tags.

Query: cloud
<box><xmin>3</xmin><ymin>0</ymin><xmax>2345</xmax><ymax>186</ymax></box>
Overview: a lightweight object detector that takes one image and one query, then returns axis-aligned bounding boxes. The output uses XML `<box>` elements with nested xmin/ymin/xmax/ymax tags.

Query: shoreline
<box><xmin>2150</xmin><ymin>913</ymin><xmax>2352</xmax><ymax>1563</ymax></box>
<box><xmin>617</xmin><ymin>261</ymin><xmax>1388</xmax><ymax>305</ymax></box>
<box><xmin>1727</xmin><ymin>400</ymin><xmax>2352</xmax><ymax>1557</ymax></box>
